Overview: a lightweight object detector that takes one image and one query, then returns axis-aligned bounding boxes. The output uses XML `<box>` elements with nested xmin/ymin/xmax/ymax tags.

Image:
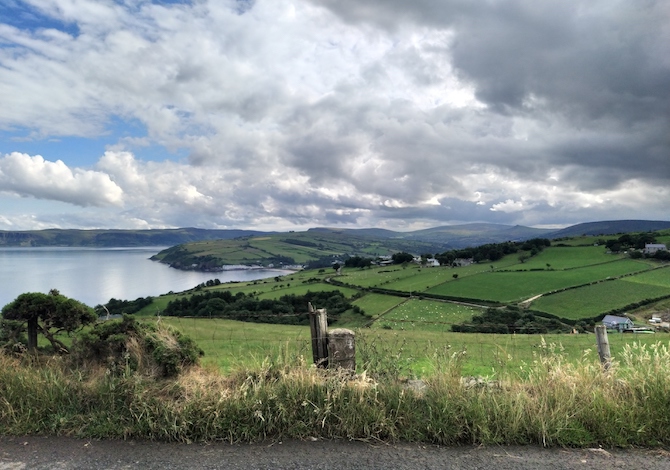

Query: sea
<box><xmin>0</xmin><ymin>247</ymin><xmax>291</xmax><ymax>309</ymax></box>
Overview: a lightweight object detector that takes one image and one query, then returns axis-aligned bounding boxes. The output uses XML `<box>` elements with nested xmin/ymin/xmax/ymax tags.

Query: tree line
<box><xmin>162</xmin><ymin>290</ymin><xmax>356</xmax><ymax>325</ymax></box>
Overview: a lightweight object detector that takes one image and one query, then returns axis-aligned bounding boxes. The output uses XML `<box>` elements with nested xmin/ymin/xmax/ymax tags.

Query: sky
<box><xmin>0</xmin><ymin>0</ymin><xmax>668</xmax><ymax>232</ymax></box>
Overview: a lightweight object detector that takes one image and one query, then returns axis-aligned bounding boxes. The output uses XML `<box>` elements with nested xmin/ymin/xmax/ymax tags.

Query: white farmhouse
<box><xmin>644</xmin><ymin>243</ymin><xmax>668</xmax><ymax>254</ymax></box>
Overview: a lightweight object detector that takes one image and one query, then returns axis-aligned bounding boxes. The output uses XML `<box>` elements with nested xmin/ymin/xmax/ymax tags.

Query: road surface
<box><xmin>1</xmin><ymin>436</ymin><xmax>669</xmax><ymax>469</ymax></box>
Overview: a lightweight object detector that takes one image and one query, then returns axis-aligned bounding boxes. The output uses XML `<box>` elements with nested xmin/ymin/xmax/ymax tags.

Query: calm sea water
<box><xmin>0</xmin><ymin>247</ymin><xmax>290</xmax><ymax>308</ymax></box>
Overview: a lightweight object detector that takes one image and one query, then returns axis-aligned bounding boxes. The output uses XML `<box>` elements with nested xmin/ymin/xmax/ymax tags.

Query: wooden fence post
<box><xmin>595</xmin><ymin>325</ymin><xmax>611</xmax><ymax>370</ymax></box>
<box><xmin>308</xmin><ymin>302</ymin><xmax>329</xmax><ymax>367</ymax></box>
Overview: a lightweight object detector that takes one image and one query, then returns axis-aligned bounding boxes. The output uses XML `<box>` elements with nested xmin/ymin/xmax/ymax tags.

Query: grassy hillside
<box><xmin>150</xmin><ymin>230</ymin><xmax>441</xmax><ymax>270</ymax></box>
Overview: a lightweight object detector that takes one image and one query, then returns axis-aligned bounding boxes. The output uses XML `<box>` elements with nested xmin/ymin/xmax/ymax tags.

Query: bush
<box><xmin>71</xmin><ymin>315</ymin><xmax>203</xmax><ymax>377</ymax></box>
<box><xmin>451</xmin><ymin>307</ymin><xmax>574</xmax><ymax>334</ymax></box>
<box><xmin>0</xmin><ymin>319</ymin><xmax>28</xmax><ymax>355</ymax></box>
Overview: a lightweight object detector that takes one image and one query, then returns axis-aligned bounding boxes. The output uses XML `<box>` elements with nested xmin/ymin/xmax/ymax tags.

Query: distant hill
<box><xmin>0</xmin><ymin>228</ymin><xmax>270</xmax><ymax>247</ymax></box>
<box><xmin>307</xmin><ymin>224</ymin><xmax>554</xmax><ymax>250</ymax></box>
<box><xmin>1</xmin><ymin>219</ymin><xmax>669</xmax><ymax>251</ymax></box>
<box><xmin>387</xmin><ymin>223</ymin><xmax>554</xmax><ymax>248</ymax></box>
<box><xmin>548</xmin><ymin>220</ymin><xmax>670</xmax><ymax>239</ymax></box>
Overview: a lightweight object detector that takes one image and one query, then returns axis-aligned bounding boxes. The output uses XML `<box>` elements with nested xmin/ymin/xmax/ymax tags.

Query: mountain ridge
<box><xmin>1</xmin><ymin>220</ymin><xmax>669</xmax><ymax>249</ymax></box>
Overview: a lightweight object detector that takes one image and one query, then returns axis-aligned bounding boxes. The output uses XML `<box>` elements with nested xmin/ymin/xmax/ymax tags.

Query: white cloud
<box><xmin>490</xmin><ymin>199</ymin><xmax>535</xmax><ymax>213</ymax></box>
<box><xmin>0</xmin><ymin>152</ymin><xmax>123</xmax><ymax>207</ymax></box>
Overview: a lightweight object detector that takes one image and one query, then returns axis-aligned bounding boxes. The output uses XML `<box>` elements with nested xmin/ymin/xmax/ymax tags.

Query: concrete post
<box><xmin>328</xmin><ymin>328</ymin><xmax>355</xmax><ymax>371</ymax></box>
<box><xmin>595</xmin><ymin>325</ymin><xmax>611</xmax><ymax>371</ymax></box>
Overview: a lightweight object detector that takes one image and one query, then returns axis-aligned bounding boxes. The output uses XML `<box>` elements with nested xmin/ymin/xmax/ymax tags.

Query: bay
<box><xmin>0</xmin><ymin>247</ymin><xmax>291</xmax><ymax>308</ymax></box>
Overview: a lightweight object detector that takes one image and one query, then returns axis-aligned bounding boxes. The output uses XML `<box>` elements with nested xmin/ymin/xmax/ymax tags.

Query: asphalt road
<box><xmin>2</xmin><ymin>437</ymin><xmax>670</xmax><ymax>469</ymax></box>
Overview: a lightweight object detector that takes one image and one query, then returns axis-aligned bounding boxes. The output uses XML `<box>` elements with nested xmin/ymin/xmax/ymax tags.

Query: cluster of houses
<box><xmin>375</xmin><ymin>255</ymin><xmax>474</xmax><ymax>268</ymax></box>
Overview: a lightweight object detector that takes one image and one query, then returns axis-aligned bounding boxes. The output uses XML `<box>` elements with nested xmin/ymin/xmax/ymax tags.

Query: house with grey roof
<box><xmin>644</xmin><ymin>243</ymin><xmax>667</xmax><ymax>254</ymax></box>
<box><xmin>602</xmin><ymin>314</ymin><xmax>634</xmax><ymax>332</ymax></box>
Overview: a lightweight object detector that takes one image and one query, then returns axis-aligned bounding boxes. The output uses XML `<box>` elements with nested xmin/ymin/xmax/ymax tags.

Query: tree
<box><xmin>391</xmin><ymin>252</ymin><xmax>414</xmax><ymax>264</ymax></box>
<box><xmin>1</xmin><ymin>290</ymin><xmax>96</xmax><ymax>353</ymax></box>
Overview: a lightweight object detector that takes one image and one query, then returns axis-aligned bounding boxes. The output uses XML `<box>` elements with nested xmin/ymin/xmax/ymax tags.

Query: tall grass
<box><xmin>2</xmin><ymin>341</ymin><xmax>670</xmax><ymax>446</ymax></box>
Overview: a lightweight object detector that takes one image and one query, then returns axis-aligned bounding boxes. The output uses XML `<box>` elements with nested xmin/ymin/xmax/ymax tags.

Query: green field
<box><xmin>623</xmin><ymin>266</ymin><xmax>670</xmax><ymax>287</ymax></box>
<box><xmin>371</xmin><ymin>298</ymin><xmax>481</xmax><ymax>332</ymax></box>
<box><xmin>158</xmin><ymin>316</ymin><xmax>669</xmax><ymax>377</ymax></box>
<box><xmin>426</xmin><ymin>260</ymin><xmax>649</xmax><ymax>302</ymax></box>
<box><xmin>531</xmin><ymin>280</ymin><xmax>670</xmax><ymax>319</ymax></box>
<box><xmin>338</xmin><ymin>265</ymin><xmax>422</xmax><ymax>288</ymax></box>
<box><xmin>256</xmin><ymin>283</ymin><xmax>359</xmax><ymax>300</ymax></box>
<box><xmin>508</xmin><ymin>246</ymin><xmax>624</xmax><ymax>270</ymax></box>
<box><xmin>352</xmin><ymin>293</ymin><xmax>406</xmax><ymax>317</ymax></box>
<box><xmin>158</xmin><ymin>317</ymin><xmax>311</xmax><ymax>371</ymax></box>
<box><xmin>383</xmin><ymin>268</ymin><xmax>461</xmax><ymax>292</ymax></box>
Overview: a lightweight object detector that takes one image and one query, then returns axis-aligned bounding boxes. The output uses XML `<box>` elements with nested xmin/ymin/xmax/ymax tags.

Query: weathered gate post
<box><xmin>308</xmin><ymin>302</ymin><xmax>329</xmax><ymax>367</ymax></box>
<box><xmin>595</xmin><ymin>324</ymin><xmax>611</xmax><ymax>371</ymax></box>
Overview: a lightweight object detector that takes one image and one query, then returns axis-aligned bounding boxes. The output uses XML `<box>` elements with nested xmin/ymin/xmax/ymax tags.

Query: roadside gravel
<box><xmin>2</xmin><ymin>436</ymin><xmax>670</xmax><ymax>470</ymax></box>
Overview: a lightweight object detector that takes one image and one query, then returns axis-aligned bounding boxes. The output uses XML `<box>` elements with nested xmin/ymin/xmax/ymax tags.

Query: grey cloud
<box><xmin>309</xmin><ymin>0</ymin><xmax>670</xmax><ymax>190</ymax></box>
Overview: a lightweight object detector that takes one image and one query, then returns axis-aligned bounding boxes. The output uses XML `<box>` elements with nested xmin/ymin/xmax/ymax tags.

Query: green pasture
<box><xmin>352</xmin><ymin>293</ymin><xmax>406</xmax><ymax>317</ymax></box>
<box><xmin>137</xmin><ymin>294</ymin><xmax>179</xmax><ymax>315</ymax></box>
<box><xmin>334</xmin><ymin>264</ymin><xmax>421</xmax><ymax>287</ymax></box>
<box><xmin>370</xmin><ymin>298</ymin><xmax>481</xmax><ymax>332</ymax></box>
<box><xmin>652</xmin><ymin>230</ymin><xmax>670</xmax><ymax>245</ymax></box>
<box><xmin>377</xmin><ymin>254</ymin><xmax>532</xmax><ymax>292</ymax></box>
<box><xmin>531</xmin><ymin>280</ymin><xmax>670</xmax><ymax>320</ymax></box>
<box><xmin>426</xmin><ymin>260</ymin><xmax>651</xmax><ymax>302</ymax></box>
<box><xmin>623</xmin><ymin>266</ymin><xmax>670</xmax><ymax>287</ymax></box>
<box><xmin>248</xmin><ymin>239</ymin><xmax>334</xmax><ymax>264</ymax></box>
<box><xmin>179</xmin><ymin>240</ymin><xmax>272</xmax><ymax>263</ymax></box>
<box><xmin>509</xmin><ymin>246</ymin><xmax>623</xmax><ymax>270</ymax></box>
<box><xmin>551</xmin><ymin>236</ymin><xmax>613</xmax><ymax>247</ymax></box>
<box><xmin>383</xmin><ymin>268</ymin><xmax>461</xmax><ymax>292</ymax></box>
<box><xmin>160</xmin><ymin>317</ymin><xmax>311</xmax><ymax>371</ymax></box>
<box><xmin>157</xmin><ymin>317</ymin><xmax>669</xmax><ymax>377</ymax></box>
<box><xmin>338</xmin><ymin>265</ymin><xmax>421</xmax><ymax>288</ymax></box>
<box><xmin>339</xmin><ymin>253</ymin><xmax>522</xmax><ymax>290</ymax></box>
<box><xmin>256</xmin><ymin>283</ymin><xmax>359</xmax><ymax>300</ymax></box>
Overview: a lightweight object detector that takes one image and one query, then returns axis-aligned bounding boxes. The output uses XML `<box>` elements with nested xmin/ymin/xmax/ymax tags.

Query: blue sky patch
<box><xmin>0</xmin><ymin>1</ymin><xmax>80</xmax><ymax>37</ymax></box>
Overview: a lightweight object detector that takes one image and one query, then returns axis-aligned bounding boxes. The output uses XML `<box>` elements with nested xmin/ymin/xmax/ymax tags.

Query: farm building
<box><xmin>644</xmin><ymin>243</ymin><xmax>667</xmax><ymax>254</ymax></box>
<box><xmin>602</xmin><ymin>315</ymin><xmax>634</xmax><ymax>332</ymax></box>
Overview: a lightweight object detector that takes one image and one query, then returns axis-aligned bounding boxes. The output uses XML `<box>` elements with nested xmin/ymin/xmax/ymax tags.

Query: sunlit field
<box><xmin>531</xmin><ymin>280</ymin><xmax>670</xmax><ymax>319</ymax></box>
<box><xmin>426</xmin><ymin>260</ymin><xmax>650</xmax><ymax>302</ymax></box>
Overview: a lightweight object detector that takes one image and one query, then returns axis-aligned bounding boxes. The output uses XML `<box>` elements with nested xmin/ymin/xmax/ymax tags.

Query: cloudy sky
<box><xmin>0</xmin><ymin>0</ymin><xmax>668</xmax><ymax>232</ymax></box>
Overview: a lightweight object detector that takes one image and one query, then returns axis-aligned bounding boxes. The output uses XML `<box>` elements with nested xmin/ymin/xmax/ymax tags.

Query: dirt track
<box><xmin>2</xmin><ymin>436</ymin><xmax>670</xmax><ymax>469</ymax></box>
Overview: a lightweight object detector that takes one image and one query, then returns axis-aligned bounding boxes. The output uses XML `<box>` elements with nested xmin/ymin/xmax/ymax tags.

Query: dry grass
<box><xmin>2</xmin><ymin>340</ymin><xmax>670</xmax><ymax>447</ymax></box>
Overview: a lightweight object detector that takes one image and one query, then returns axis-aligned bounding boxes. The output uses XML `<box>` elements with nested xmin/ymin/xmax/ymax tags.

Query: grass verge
<box><xmin>2</xmin><ymin>340</ymin><xmax>670</xmax><ymax>447</ymax></box>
